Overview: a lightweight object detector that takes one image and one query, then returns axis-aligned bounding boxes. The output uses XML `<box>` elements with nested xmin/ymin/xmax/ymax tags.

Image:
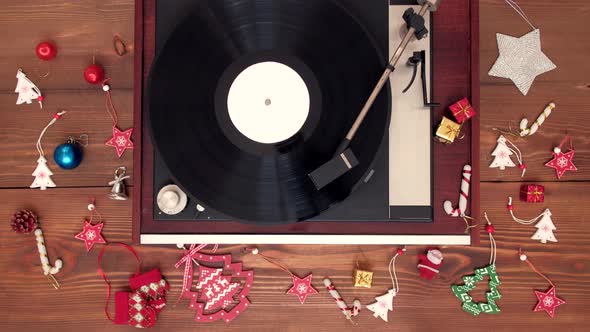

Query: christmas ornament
<box><xmin>11</xmin><ymin>209</ymin><xmax>62</xmax><ymax>289</ymax></box>
<box><xmin>31</xmin><ymin>111</ymin><xmax>67</xmax><ymax>190</ymax></box>
<box><xmin>108</xmin><ymin>166</ymin><xmax>130</xmax><ymax>200</ymax></box>
<box><xmin>15</xmin><ymin>69</ymin><xmax>43</xmax><ymax>108</ymax></box>
<box><xmin>489</xmin><ymin>135</ymin><xmax>526</xmax><ymax>177</ymax></box>
<box><xmin>443</xmin><ymin>165</ymin><xmax>477</xmax><ymax>232</ymax></box>
<box><xmin>102</xmin><ymin>81</ymin><xmax>134</xmax><ymax>157</ymax></box>
<box><xmin>74</xmin><ymin>200</ymin><xmax>107</xmax><ymax>251</ymax></box>
<box><xmin>367</xmin><ymin>247</ymin><xmax>406</xmax><ymax>322</ymax></box>
<box><xmin>451</xmin><ymin>213</ymin><xmax>501</xmax><ymax>316</ymax></box>
<box><xmin>545</xmin><ymin>134</ymin><xmax>577</xmax><ymax>179</ymax></box>
<box><xmin>507</xmin><ymin>197</ymin><xmax>556</xmax><ymax>244</ymax></box>
<box><xmin>520</xmin><ymin>102</ymin><xmax>555</xmax><ymax>137</ymax></box>
<box><xmin>247</xmin><ymin>248</ymin><xmax>318</xmax><ymax>304</ymax></box>
<box><xmin>417</xmin><ymin>248</ymin><xmax>444</xmax><ymax>280</ymax></box>
<box><xmin>10</xmin><ymin>209</ymin><xmax>38</xmax><ymax>234</ymax></box>
<box><xmin>488</xmin><ymin>0</ymin><xmax>556</xmax><ymax>95</ymax></box>
<box><xmin>449</xmin><ymin>97</ymin><xmax>476</xmax><ymax>124</ymax></box>
<box><xmin>53</xmin><ymin>135</ymin><xmax>87</xmax><ymax>170</ymax></box>
<box><xmin>520</xmin><ymin>184</ymin><xmax>544</xmax><ymax>203</ymax></box>
<box><xmin>35</xmin><ymin>41</ymin><xmax>57</xmax><ymax>61</ymax></box>
<box><xmin>518</xmin><ymin>249</ymin><xmax>566</xmax><ymax>318</ymax></box>
<box><xmin>175</xmin><ymin>244</ymin><xmax>253</xmax><ymax>323</ymax></box>
<box><xmin>98</xmin><ymin>243</ymin><xmax>169</xmax><ymax>328</ymax></box>
<box><xmin>353</xmin><ymin>269</ymin><xmax>373</xmax><ymax>288</ymax></box>
<box><xmin>84</xmin><ymin>63</ymin><xmax>105</xmax><ymax>84</ymax></box>
<box><xmin>324</xmin><ymin>278</ymin><xmax>361</xmax><ymax>322</ymax></box>
<box><xmin>435</xmin><ymin>116</ymin><xmax>461</xmax><ymax>144</ymax></box>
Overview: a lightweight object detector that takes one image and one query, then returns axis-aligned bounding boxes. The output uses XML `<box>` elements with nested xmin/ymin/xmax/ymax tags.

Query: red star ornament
<box><xmin>105</xmin><ymin>126</ymin><xmax>133</xmax><ymax>158</ymax></box>
<box><xmin>545</xmin><ymin>147</ymin><xmax>577</xmax><ymax>179</ymax></box>
<box><xmin>534</xmin><ymin>286</ymin><xmax>565</xmax><ymax>318</ymax></box>
<box><xmin>286</xmin><ymin>274</ymin><xmax>318</xmax><ymax>304</ymax></box>
<box><xmin>74</xmin><ymin>219</ymin><xmax>107</xmax><ymax>251</ymax></box>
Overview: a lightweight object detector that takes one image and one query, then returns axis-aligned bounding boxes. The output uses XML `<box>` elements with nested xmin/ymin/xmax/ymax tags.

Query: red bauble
<box><xmin>84</xmin><ymin>64</ymin><xmax>105</xmax><ymax>84</ymax></box>
<box><xmin>36</xmin><ymin>42</ymin><xmax>57</xmax><ymax>61</ymax></box>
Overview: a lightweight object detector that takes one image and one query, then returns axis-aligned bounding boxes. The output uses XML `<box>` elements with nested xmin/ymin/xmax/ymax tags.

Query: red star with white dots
<box><xmin>74</xmin><ymin>219</ymin><xmax>107</xmax><ymax>252</ymax></box>
<box><xmin>534</xmin><ymin>286</ymin><xmax>565</xmax><ymax>318</ymax></box>
<box><xmin>105</xmin><ymin>126</ymin><xmax>134</xmax><ymax>158</ymax></box>
<box><xmin>545</xmin><ymin>148</ymin><xmax>576</xmax><ymax>179</ymax></box>
<box><xmin>286</xmin><ymin>274</ymin><xmax>318</xmax><ymax>304</ymax></box>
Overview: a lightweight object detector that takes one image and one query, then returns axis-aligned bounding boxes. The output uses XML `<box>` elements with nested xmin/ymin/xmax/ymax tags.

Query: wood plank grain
<box><xmin>1</xmin><ymin>183</ymin><xmax>588</xmax><ymax>331</ymax></box>
<box><xmin>0</xmin><ymin>90</ymin><xmax>134</xmax><ymax>188</ymax></box>
<box><xmin>0</xmin><ymin>0</ymin><xmax>134</xmax><ymax>90</ymax></box>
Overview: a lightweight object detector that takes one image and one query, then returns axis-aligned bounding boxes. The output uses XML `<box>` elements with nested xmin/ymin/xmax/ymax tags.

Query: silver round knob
<box><xmin>157</xmin><ymin>184</ymin><xmax>188</xmax><ymax>215</ymax></box>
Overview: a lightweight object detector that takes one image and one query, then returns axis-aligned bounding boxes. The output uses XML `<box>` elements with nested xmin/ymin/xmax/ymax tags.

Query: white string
<box><xmin>484</xmin><ymin>213</ymin><xmax>497</xmax><ymax>265</ymax></box>
<box><xmin>505</xmin><ymin>138</ymin><xmax>525</xmax><ymax>177</ymax></box>
<box><xmin>36</xmin><ymin>110</ymin><xmax>67</xmax><ymax>157</ymax></box>
<box><xmin>505</xmin><ymin>0</ymin><xmax>536</xmax><ymax>30</ymax></box>
<box><xmin>507</xmin><ymin>197</ymin><xmax>545</xmax><ymax>225</ymax></box>
<box><xmin>388</xmin><ymin>247</ymin><xmax>406</xmax><ymax>293</ymax></box>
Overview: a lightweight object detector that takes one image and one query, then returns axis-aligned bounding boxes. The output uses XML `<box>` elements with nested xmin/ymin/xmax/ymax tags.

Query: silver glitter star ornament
<box><xmin>488</xmin><ymin>29</ymin><xmax>556</xmax><ymax>95</ymax></box>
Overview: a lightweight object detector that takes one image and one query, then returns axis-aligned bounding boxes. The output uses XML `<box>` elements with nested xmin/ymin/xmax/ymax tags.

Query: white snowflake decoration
<box><xmin>116</xmin><ymin>136</ymin><xmax>127</xmax><ymax>147</ymax></box>
<box><xmin>86</xmin><ymin>230</ymin><xmax>96</xmax><ymax>240</ymax></box>
<box><xmin>297</xmin><ymin>283</ymin><xmax>308</xmax><ymax>294</ymax></box>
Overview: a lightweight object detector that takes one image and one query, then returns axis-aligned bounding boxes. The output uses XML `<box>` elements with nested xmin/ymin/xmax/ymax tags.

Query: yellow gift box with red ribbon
<box><xmin>435</xmin><ymin>116</ymin><xmax>461</xmax><ymax>144</ymax></box>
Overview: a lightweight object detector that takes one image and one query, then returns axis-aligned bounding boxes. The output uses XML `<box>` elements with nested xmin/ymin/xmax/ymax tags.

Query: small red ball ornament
<box><xmin>36</xmin><ymin>42</ymin><xmax>57</xmax><ymax>61</ymax></box>
<box><xmin>485</xmin><ymin>224</ymin><xmax>495</xmax><ymax>234</ymax></box>
<box><xmin>84</xmin><ymin>64</ymin><xmax>105</xmax><ymax>84</ymax></box>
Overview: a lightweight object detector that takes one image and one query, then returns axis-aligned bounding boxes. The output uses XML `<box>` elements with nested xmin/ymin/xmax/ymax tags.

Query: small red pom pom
<box><xmin>84</xmin><ymin>64</ymin><xmax>105</xmax><ymax>84</ymax></box>
<box><xmin>485</xmin><ymin>224</ymin><xmax>495</xmax><ymax>234</ymax></box>
<box><xmin>519</xmin><ymin>164</ymin><xmax>526</xmax><ymax>170</ymax></box>
<box><xmin>36</xmin><ymin>42</ymin><xmax>57</xmax><ymax>61</ymax></box>
<box><xmin>37</xmin><ymin>96</ymin><xmax>44</xmax><ymax>102</ymax></box>
<box><xmin>397</xmin><ymin>248</ymin><xmax>405</xmax><ymax>255</ymax></box>
<box><xmin>507</xmin><ymin>204</ymin><xmax>513</xmax><ymax>211</ymax></box>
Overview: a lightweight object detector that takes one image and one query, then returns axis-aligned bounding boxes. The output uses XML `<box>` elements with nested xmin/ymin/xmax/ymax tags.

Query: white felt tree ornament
<box><xmin>367</xmin><ymin>289</ymin><xmax>396</xmax><ymax>322</ymax></box>
<box><xmin>490</xmin><ymin>135</ymin><xmax>515</xmax><ymax>170</ymax></box>
<box><xmin>15</xmin><ymin>69</ymin><xmax>43</xmax><ymax>108</ymax></box>
<box><xmin>531</xmin><ymin>209</ymin><xmax>557</xmax><ymax>244</ymax></box>
<box><xmin>31</xmin><ymin>156</ymin><xmax>55</xmax><ymax>190</ymax></box>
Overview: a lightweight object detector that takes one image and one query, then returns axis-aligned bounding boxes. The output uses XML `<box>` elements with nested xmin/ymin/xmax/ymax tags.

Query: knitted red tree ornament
<box><xmin>129</xmin><ymin>268</ymin><xmax>170</xmax><ymax>313</ymax></box>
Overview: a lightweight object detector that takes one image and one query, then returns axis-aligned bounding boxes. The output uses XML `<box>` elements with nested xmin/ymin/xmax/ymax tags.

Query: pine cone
<box><xmin>10</xmin><ymin>210</ymin><xmax>38</xmax><ymax>234</ymax></box>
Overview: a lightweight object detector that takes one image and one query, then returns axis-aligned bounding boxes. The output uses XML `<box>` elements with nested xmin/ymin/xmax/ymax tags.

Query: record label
<box><xmin>227</xmin><ymin>61</ymin><xmax>310</xmax><ymax>144</ymax></box>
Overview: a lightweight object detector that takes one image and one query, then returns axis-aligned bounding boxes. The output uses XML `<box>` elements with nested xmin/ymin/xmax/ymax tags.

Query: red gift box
<box><xmin>449</xmin><ymin>97</ymin><xmax>476</xmax><ymax>124</ymax></box>
<box><xmin>520</xmin><ymin>184</ymin><xmax>545</xmax><ymax>203</ymax></box>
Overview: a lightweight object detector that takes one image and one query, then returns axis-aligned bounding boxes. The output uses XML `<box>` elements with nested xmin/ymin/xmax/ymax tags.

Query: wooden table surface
<box><xmin>1</xmin><ymin>0</ymin><xmax>588</xmax><ymax>331</ymax></box>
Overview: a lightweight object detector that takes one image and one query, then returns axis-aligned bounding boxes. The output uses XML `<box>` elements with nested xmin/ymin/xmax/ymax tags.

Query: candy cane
<box><xmin>35</xmin><ymin>228</ymin><xmax>63</xmax><ymax>275</ymax></box>
<box><xmin>323</xmin><ymin>278</ymin><xmax>361</xmax><ymax>320</ymax></box>
<box><xmin>443</xmin><ymin>165</ymin><xmax>471</xmax><ymax>217</ymax></box>
<box><xmin>519</xmin><ymin>102</ymin><xmax>555</xmax><ymax>137</ymax></box>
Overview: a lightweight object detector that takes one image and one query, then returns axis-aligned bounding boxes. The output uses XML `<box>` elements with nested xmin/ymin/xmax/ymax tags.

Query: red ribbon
<box><xmin>174</xmin><ymin>243</ymin><xmax>218</xmax><ymax>305</ymax></box>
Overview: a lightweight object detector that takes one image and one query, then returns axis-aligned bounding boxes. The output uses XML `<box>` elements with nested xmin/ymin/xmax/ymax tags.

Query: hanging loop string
<box><xmin>558</xmin><ymin>134</ymin><xmax>574</xmax><ymax>151</ymax></box>
<box><xmin>507</xmin><ymin>197</ymin><xmax>546</xmax><ymax>224</ymax></box>
<box><xmin>484</xmin><ymin>213</ymin><xmax>497</xmax><ymax>265</ymax></box>
<box><xmin>505</xmin><ymin>0</ymin><xmax>536</xmax><ymax>30</ymax></box>
<box><xmin>518</xmin><ymin>248</ymin><xmax>555</xmax><ymax>287</ymax></box>
<box><xmin>389</xmin><ymin>247</ymin><xmax>406</xmax><ymax>293</ymax></box>
<box><xmin>36</xmin><ymin>110</ymin><xmax>67</xmax><ymax>157</ymax></box>
<box><xmin>102</xmin><ymin>79</ymin><xmax>118</xmax><ymax>127</ymax></box>
<box><xmin>87</xmin><ymin>198</ymin><xmax>102</xmax><ymax>224</ymax></box>
<box><xmin>245</xmin><ymin>248</ymin><xmax>294</xmax><ymax>277</ymax></box>
<box><xmin>97</xmin><ymin>243</ymin><xmax>141</xmax><ymax>322</ymax></box>
<box><xmin>505</xmin><ymin>138</ymin><xmax>526</xmax><ymax>177</ymax></box>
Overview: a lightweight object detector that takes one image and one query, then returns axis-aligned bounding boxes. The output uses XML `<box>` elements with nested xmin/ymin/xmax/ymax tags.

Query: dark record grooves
<box><xmin>148</xmin><ymin>0</ymin><xmax>390</xmax><ymax>223</ymax></box>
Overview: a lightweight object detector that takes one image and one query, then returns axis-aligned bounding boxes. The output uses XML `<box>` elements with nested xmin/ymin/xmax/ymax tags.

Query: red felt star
<box><xmin>286</xmin><ymin>274</ymin><xmax>318</xmax><ymax>304</ymax></box>
<box><xmin>534</xmin><ymin>286</ymin><xmax>565</xmax><ymax>318</ymax></box>
<box><xmin>74</xmin><ymin>219</ymin><xmax>106</xmax><ymax>252</ymax></box>
<box><xmin>545</xmin><ymin>149</ymin><xmax>576</xmax><ymax>179</ymax></box>
<box><xmin>105</xmin><ymin>126</ymin><xmax>133</xmax><ymax>158</ymax></box>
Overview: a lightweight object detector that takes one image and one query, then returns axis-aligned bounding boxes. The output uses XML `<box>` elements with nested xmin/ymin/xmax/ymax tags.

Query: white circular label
<box><xmin>227</xmin><ymin>61</ymin><xmax>310</xmax><ymax>144</ymax></box>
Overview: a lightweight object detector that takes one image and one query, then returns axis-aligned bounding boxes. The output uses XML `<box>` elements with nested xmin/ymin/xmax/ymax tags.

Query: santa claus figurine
<box><xmin>417</xmin><ymin>248</ymin><xmax>444</xmax><ymax>280</ymax></box>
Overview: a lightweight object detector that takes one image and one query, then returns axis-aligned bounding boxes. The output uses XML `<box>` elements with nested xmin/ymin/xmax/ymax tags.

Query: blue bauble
<box><xmin>54</xmin><ymin>142</ymin><xmax>83</xmax><ymax>169</ymax></box>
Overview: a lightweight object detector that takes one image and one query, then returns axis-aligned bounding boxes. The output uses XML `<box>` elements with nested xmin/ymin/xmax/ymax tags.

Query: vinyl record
<box><xmin>148</xmin><ymin>0</ymin><xmax>390</xmax><ymax>223</ymax></box>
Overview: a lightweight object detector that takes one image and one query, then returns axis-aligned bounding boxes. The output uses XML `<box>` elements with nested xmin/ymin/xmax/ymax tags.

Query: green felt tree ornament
<box><xmin>451</xmin><ymin>213</ymin><xmax>501</xmax><ymax>316</ymax></box>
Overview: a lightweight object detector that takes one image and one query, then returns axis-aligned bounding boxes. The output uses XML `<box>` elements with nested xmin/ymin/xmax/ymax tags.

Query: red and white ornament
<box><xmin>417</xmin><ymin>248</ymin><xmax>444</xmax><ymax>280</ymax></box>
<box><xmin>74</xmin><ymin>201</ymin><xmax>107</xmax><ymax>251</ymax></box>
<box><xmin>518</xmin><ymin>249</ymin><xmax>566</xmax><ymax>318</ymax></box>
<box><xmin>443</xmin><ymin>165</ymin><xmax>472</xmax><ymax>217</ymax></box>
<box><xmin>545</xmin><ymin>135</ymin><xmax>577</xmax><ymax>179</ymax></box>
<box><xmin>101</xmin><ymin>80</ymin><xmax>134</xmax><ymax>157</ymax></box>
<box><xmin>175</xmin><ymin>244</ymin><xmax>254</xmax><ymax>323</ymax></box>
<box><xmin>31</xmin><ymin>111</ymin><xmax>66</xmax><ymax>190</ymax></box>
<box><xmin>367</xmin><ymin>247</ymin><xmax>406</xmax><ymax>322</ymax></box>
<box><xmin>84</xmin><ymin>63</ymin><xmax>105</xmax><ymax>84</ymax></box>
<box><xmin>15</xmin><ymin>69</ymin><xmax>44</xmax><ymax>108</ymax></box>
<box><xmin>490</xmin><ymin>135</ymin><xmax>526</xmax><ymax>177</ymax></box>
<box><xmin>324</xmin><ymin>278</ymin><xmax>361</xmax><ymax>322</ymax></box>
<box><xmin>508</xmin><ymin>197</ymin><xmax>557</xmax><ymax>244</ymax></box>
